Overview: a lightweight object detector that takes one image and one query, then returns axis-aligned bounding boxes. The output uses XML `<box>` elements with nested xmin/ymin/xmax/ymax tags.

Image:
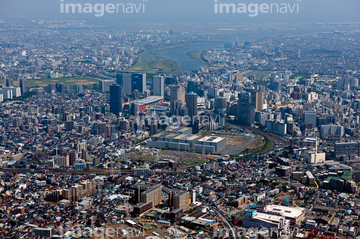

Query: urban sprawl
<box><xmin>0</xmin><ymin>21</ymin><xmax>360</xmax><ymax>239</ymax></box>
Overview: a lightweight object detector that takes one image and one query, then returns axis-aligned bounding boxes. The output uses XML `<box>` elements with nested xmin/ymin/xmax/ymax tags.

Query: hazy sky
<box><xmin>1</xmin><ymin>0</ymin><xmax>359</xmax><ymax>24</ymax></box>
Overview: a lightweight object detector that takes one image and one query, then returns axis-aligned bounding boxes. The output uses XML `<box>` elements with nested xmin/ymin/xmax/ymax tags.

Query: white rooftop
<box><xmin>253</xmin><ymin>212</ymin><xmax>284</xmax><ymax>223</ymax></box>
<box><xmin>198</xmin><ymin>136</ymin><xmax>225</xmax><ymax>143</ymax></box>
<box><xmin>265</xmin><ymin>205</ymin><xmax>305</xmax><ymax>219</ymax></box>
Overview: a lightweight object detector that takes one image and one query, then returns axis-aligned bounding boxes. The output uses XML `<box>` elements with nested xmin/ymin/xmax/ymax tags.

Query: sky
<box><xmin>0</xmin><ymin>0</ymin><xmax>359</xmax><ymax>24</ymax></box>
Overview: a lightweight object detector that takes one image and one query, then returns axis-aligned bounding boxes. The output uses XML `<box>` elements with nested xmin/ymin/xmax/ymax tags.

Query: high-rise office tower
<box><xmin>18</xmin><ymin>78</ymin><xmax>27</xmax><ymax>94</ymax></box>
<box><xmin>215</xmin><ymin>97</ymin><xmax>227</xmax><ymax>115</ymax></box>
<box><xmin>56</xmin><ymin>83</ymin><xmax>65</xmax><ymax>93</ymax></box>
<box><xmin>303</xmin><ymin>110</ymin><xmax>317</xmax><ymax>129</ymax></box>
<box><xmin>255</xmin><ymin>91</ymin><xmax>264</xmax><ymax>111</ymax></box>
<box><xmin>48</xmin><ymin>83</ymin><xmax>57</xmax><ymax>94</ymax></box>
<box><xmin>237</xmin><ymin>92</ymin><xmax>255</xmax><ymax>126</ymax></box>
<box><xmin>69</xmin><ymin>150</ymin><xmax>77</xmax><ymax>166</ymax></box>
<box><xmin>215</xmin><ymin>97</ymin><xmax>227</xmax><ymax>126</ymax></box>
<box><xmin>116</xmin><ymin>72</ymin><xmax>123</xmax><ymax>86</ymax></box>
<box><xmin>132</xmin><ymin>73</ymin><xmax>146</xmax><ymax>94</ymax></box>
<box><xmin>269</xmin><ymin>74</ymin><xmax>282</xmax><ymax>93</ymax></box>
<box><xmin>130</xmin><ymin>102</ymin><xmax>140</xmax><ymax>116</ymax></box>
<box><xmin>185</xmin><ymin>92</ymin><xmax>198</xmax><ymax>118</ymax></box>
<box><xmin>152</xmin><ymin>75</ymin><xmax>164</xmax><ymax>97</ymax></box>
<box><xmin>99</xmin><ymin>79</ymin><xmax>116</xmax><ymax>92</ymax></box>
<box><xmin>170</xmin><ymin>85</ymin><xmax>185</xmax><ymax>115</ymax></box>
<box><xmin>76</xmin><ymin>85</ymin><xmax>84</xmax><ymax>94</ymax></box>
<box><xmin>110</xmin><ymin>84</ymin><xmax>122</xmax><ymax>116</ymax></box>
<box><xmin>172</xmin><ymin>100</ymin><xmax>183</xmax><ymax>116</ymax></box>
<box><xmin>122</xmin><ymin>73</ymin><xmax>132</xmax><ymax>95</ymax></box>
<box><xmin>165</xmin><ymin>76</ymin><xmax>177</xmax><ymax>85</ymax></box>
<box><xmin>187</xmin><ymin>80</ymin><xmax>197</xmax><ymax>93</ymax></box>
<box><xmin>170</xmin><ymin>85</ymin><xmax>185</xmax><ymax>104</ymax></box>
<box><xmin>33</xmin><ymin>66</ymin><xmax>39</xmax><ymax>77</ymax></box>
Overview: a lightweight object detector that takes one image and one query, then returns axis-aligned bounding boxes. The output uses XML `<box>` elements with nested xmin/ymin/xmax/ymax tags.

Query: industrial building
<box><xmin>147</xmin><ymin>127</ymin><xmax>226</xmax><ymax>154</ymax></box>
<box><xmin>302</xmin><ymin>150</ymin><xmax>326</xmax><ymax>164</ymax></box>
<box><xmin>194</xmin><ymin>136</ymin><xmax>227</xmax><ymax>154</ymax></box>
<box><xmin>147</xmin><ymin>131</ymin><xmax>202</xmax><ymax>151</ymax></box>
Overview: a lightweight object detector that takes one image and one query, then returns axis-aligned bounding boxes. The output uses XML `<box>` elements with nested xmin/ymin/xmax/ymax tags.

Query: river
<box><xmin>157</xmin><ymin>42</ymin><xmax>224</xmax><ymax>72</ymax></box>
<box><xmin>156</xmin><ymin>28</ymin><xmax>342</xmax><ymax>72</ymax></box>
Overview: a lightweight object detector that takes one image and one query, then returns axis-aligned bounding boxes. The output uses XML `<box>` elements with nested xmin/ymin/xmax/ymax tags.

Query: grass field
<box><xmin>186</xmin><ymin>49</ymin><xmax>208</xmax><ymax>64</ymax></box>
<box><xmin>241</xmin><ymin>136</ymin><xmax>273</xmax><ymax>156</ymax></box>
<box><xmin>127</xmin><ymin>43</ymin><xmax>190</xmax><ymax>74</ymax></box>
<box><xmin>247</xmin><ymin>139</ymin><xmax>265</xmax><ymax>150</ymax></box>
<box><xmin>0</xmin><ymin>77</ymin><xmax>99</xmax><ymax>88</ymax></box>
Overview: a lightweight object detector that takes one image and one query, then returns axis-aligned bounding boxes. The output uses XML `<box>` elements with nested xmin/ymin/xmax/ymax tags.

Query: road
<box><xmin>213</xmin><ymin>205</ymin><xmax>237</xmax><ymax>239</ymax></box>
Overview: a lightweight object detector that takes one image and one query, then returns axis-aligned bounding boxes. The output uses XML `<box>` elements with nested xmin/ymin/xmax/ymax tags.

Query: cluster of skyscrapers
<box><xmin>107</xmin><ymin>73</ymin><xmax>202</xmax><ymax>127</ymax></box>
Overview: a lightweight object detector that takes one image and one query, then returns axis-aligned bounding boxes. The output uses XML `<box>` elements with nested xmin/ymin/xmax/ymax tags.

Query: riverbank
<box><xmin>186</xmin><ymin>49</ymin><xmax>209</xmax><ymax>65</ymax></box>
<box><xmin>156</xmin><ymin>41</ymin><xmax>224</xmax><ymax>72</ymax></box>
<box><xmin>127</xmin><ymin>43</ymin><xmax>190</xmax><ymax>74</ymax></box>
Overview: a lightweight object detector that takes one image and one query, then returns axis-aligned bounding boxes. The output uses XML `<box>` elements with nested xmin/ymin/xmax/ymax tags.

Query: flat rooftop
<box><xmin>174</xmin><ymin>134</ymin><xmax>201</xmax><ymax>141</ymax></box>
<box><xmin>305</xmin><ymin>171</ymin><xmax>315</xmax><ymax>179</ymax></box>
<box><xmin>192</xmin><ymin>218</ymin><xmax>215</xmax><ymax>226</ymax></box>
<box><xmin>265</xmin><ymin>205</ymin><xmax>305</xmax><ymax>219</ymax></box>
<box><xmin>198</xmin><ymin>136</ymin><xmax>225</xmax><ymax>143</ymax></box>
<box><xmin>335</xmin><ymin>142</ymin><xmax>358</xmax><ymax>145</ymax></box>
<box><xmin>152</xmin><ymin>131</ymin><xmax>179</xmax><ymax>139</ymax></box>
<box><xmin>252</xmin><ymin>212</ymin><xmax>284</xmax><ymax>223</ymax></box>
<box><xmin>165</xmin><ymin>127</ymin><xmax>192</xmax><ymax>134</ymax></box>
<box><xmin>133</xmin><ymin>96</ymin><xmax>163</xmax><ymax>105</ymax></box>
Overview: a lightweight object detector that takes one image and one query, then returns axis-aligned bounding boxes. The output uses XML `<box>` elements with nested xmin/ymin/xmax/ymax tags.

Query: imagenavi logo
<box><xmin>60</xmin><ymin>0</ymin><xmax>148</xmax><ymax>17</ymax></box>
<box><xmin>214</xmin><ymin>0</ymin><xmax>301</xmax><ymax>17</ymax></box>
